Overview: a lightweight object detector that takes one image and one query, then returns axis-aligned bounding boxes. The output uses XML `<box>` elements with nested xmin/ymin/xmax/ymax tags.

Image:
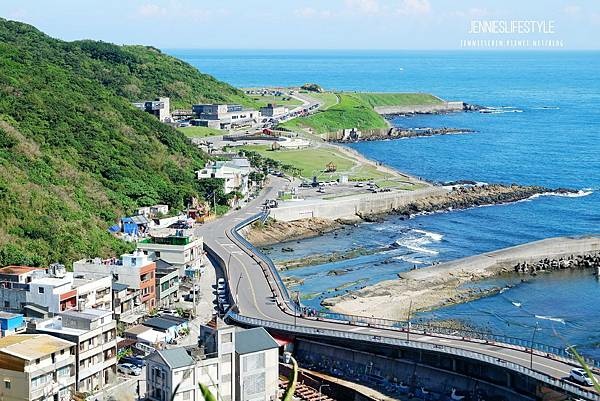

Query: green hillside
<box><xmin>0</xmin><ymin>19</ymin><xmax>253</xmax><ymax>266</ymax></box>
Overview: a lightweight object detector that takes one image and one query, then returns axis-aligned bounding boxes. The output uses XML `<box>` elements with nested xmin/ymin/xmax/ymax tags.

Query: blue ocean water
<box><xmin>171</xmin><ymin>50</ymin><xmax>600</xmax><ymax>357</ymax></box>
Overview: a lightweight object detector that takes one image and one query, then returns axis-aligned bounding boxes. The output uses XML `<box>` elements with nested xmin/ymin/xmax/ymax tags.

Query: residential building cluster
<box><xmin>0</xmin><ymin>227</ymin><xmax>282</xmax><ymax>401</ymax></box>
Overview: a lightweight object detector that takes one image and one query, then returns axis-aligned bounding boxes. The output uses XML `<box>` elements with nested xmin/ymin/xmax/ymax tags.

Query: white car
<box><xmin>118</xmin><ymin>363</ymin><xmax>141</xmax><ymax>376</ymax></box>
<box><xmin>217</xmin><ymin>278</ymin><xmax>226</xmax><ymax>286</ymax></box>
<box><xmin>217</xmin><ymin>288</ymin><xmax>226</xmax><ymax>295</ymax></box>
<box><xmin>569</xmin><ymin>368</ymin><xmax>594</xmax><ymax>386</ymax></box>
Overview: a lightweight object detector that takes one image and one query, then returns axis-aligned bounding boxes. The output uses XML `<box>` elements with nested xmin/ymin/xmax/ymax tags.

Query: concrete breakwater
<box><xmin>514</xmin><ymin>253</ymin><xmax>600</xmax><ymax>274</ymax></box>
<box><xmin>324</xmin><ymin>236</ymin><xmax>600</xmax><ymax>320</ymax></box>
<box><xmin>328</xmin><ymin>126</ymin><xmax>475</xmax><ymax>143</ymax></box>
<box><xmin>374</xmin><ymin>101</ymin><xmax>483</xmax><ymax>116</ymax></box>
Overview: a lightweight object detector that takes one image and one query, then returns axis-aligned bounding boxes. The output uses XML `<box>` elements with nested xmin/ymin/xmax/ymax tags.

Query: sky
<box><xmin>1</xmin><ymin>0</ymin><xmax>599</xmax><ymax>50</ymax></box>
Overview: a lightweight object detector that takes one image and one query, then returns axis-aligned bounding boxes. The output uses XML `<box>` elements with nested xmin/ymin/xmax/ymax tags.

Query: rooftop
<box><xmin>235</xmin><ymin>327</ymin><xmax>279</xmax><ymax>355</ymax></box>
<box><xmin>125</xmin><ymin>324</ymin><xmax>152</xmax><ymax>336</ymax></box>
<box><xmin>60</xmin><ymin>308</ymin><xmax>112</xmax><ymax>321</ymax></box>
<box><xmin>0</xmin><ymin>265</ymin><xmax>42</xmax><ymax>275</ymax></box>
<box><xmin>0</xmin><ymin>311</ymin><xmax>23</xmax><ymax>320</ymax></box>
<box><xmin>0</xmin><ymin>334</ymin><xmax>74</xmax><ymax>361</ymax></box>
<box><xmin>157</xmin><ymin>347</ymin><xmax>194</xmax><ymax>369</ymax></box>
<box><xmin>143</xmin><ymin>317</ymin><xmax>181</xmax><ymax>331</ymax></box>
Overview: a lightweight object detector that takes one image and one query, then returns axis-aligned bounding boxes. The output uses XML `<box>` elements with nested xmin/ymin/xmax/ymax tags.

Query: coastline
<box><xmin>322</xmin><ymin>236</ymin><xmax>600</xmax><ymax>320</ymax></box>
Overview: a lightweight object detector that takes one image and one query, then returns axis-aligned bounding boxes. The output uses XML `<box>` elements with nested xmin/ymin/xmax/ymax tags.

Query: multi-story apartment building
<box><xmin>196</xmin><ymin>159</ymin><xmax>251</xmax><ymax>196</ymax></box>
<box><xmin>138</xmin><ymin>230</ymin><xmax>204</xmax><ymax>277</ymax></box>
<box><xmin>154</xmin><ymin>261</ymin><xmax>180</xmax><ymax>308</ymax></box>
<box><xmin>73</xmin><ymin>250</ymin><xmax>157</xmax><ymax>312</ymax></box>
<box><xmin>0</xmin><ymin>334</ymin><xmax>76</xmax><ymax>401</ymax></box>
<box><xmin>146</xmin><ymin>318</ymin><xmax>236</xmax><ymax>401</ymax></box>
<box><xmin>0</xmin><ymin>264</ymin><xmax>112</xmax><ymax>315</ymax></box>
<box><xmin>234</xmin><ymin>327</ymin><xmax>279</xmax><ymax>401</ymax></box>
<box><xmin>29</xmin><ymin>309</ymin><xmax>117</xmax><ymax>394</ymax></box>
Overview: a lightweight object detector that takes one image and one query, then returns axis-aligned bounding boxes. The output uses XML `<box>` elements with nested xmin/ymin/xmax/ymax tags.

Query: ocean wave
<box><xmin>531</xmin><ymin>106</ymin><xmax>560</xmax><ymax>110</ymax></box>
<box><xmin>535</xmin><ymin>315</ymin><xmax>566</xmax><ymax>324</ymax></box>
<box><xmin>394</xmin><ymin>255</ymin><xmax>425</xmax><ymax>264</ymax></box>
<box><xmin>529</xmin><ymin>190</ymin><xmax>593</xmax><ymax>200</ymax></box>
<box><xmin>392</xmin><ymin>228</ymin><xmax>443</xmax><ymax>255</ymax></box>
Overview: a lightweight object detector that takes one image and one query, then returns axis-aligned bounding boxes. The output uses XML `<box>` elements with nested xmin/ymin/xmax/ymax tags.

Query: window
<box><xmin>155</xmin><ymin>251</ymin><xmax>160</xmax><ymax>257</ymax></box>
<box><xmin>221</xmin><ymin>333</ymin><xmax>232</xmax><ymax>343</ymax></box>
<box><xmin>38</xmin><ymin>287</ymin><xmax>45</xmax><ymax>294</ymax></box>
<box><xmin>3</xmin><ymin>300</ymin><xmax>8</xmax><ymax>308</ymax></box>
<box><xmin>57</xmin><ymin>366</ymin><xmax>70</xmax><ymax>378</ymax></box>
<box><xmin>244</xmin><ymin>372</ymin><xmax>266</xmax><ymax>396</ymax></box>
<box><xmin>182</xmin><ymin>390</ymin><xmax>191</xmax><ymax>400</ymax></box>
<box><xmin>4</xmin><ymin>380</ymin><xmax>10</xmax><ymax>389</ymax></box>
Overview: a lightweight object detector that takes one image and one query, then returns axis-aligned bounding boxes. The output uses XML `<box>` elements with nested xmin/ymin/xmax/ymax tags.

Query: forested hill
<box><xmin>0</xmin><ymin>18</ymin><xmax>251</xmax><ymax>266</ymax></box>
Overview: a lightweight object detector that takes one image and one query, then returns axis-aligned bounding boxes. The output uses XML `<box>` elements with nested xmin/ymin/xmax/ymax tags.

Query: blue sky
<box><xmin>1</xmin><ymin>0</ymin><xmax>599</xmax><ymax>49</ymax></box>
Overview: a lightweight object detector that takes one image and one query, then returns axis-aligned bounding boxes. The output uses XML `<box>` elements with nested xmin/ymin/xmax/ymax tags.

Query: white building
<box><xmin>146</xmin><ymin>318</ymin><xmax>236</xmax><ymax>401</ymax></box>
<box><xmin>196</xmin><ymin>158</ymin><xmax>251</xmax><ymax>196</ymax></box>
<box><xmin>137</xmin><ymin>230</ymin><xmax>204</xmax><ymax>278</ymax></box>
<box><xmin>259</xmin><ymin>103</ymin><xmax>288</xmax><ymax>118</ymax></box>
<box><xmin>30</xmin><ymin>309</ymin><xmax>117</xmax><ymax>394</ymax></box>
<box><xmin>0</xmin><ymin>334</ymin><xmax>76</xmax><ymax>401</ymax></box>
<box><xmin>191</xmin><ymin>104</ymin><xmax>259</xmax><ymax>129</ymax></box>
<box><xmin>133</xmin><ymin>97</ymin><xmax>171</xmax><ymax>122</ymax></box>
<box><xmin>234</xmin><ymin>327</ymin><xmax>279</xmax><ymax>401</ymax></box>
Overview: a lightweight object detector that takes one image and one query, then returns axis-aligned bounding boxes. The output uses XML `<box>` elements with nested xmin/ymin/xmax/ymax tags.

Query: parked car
<box><xmin>120</xmin><ymin>355</ymin><xmax>147</xmax><ymax>368</ymax></box>
<box><xmin>217</xmin><ymin>278</ymin><xmax>226</xmax><ymax>286</ymax></box>
<box><xmin>118</xmin><ymin>363</ymin><xmax>141</xmax><ymax>376</ymax></box>
<box><xmin>569</xmin><ymin>368</ymin><xmax>594</xmax><ymax>386</ymax></box>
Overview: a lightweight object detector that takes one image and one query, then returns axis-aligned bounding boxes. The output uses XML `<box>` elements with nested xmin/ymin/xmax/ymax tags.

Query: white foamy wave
<box><xmin>393</xmin><ymin>229</ymin><xmax>443</xmax><ymax>255</ymax></box>
<box><xmin>412</xmin><ymin>229</ymin><xmax>444</xmax><ymax>242</ymax></box>
<box><xmin>535</xmin><ymin>315</ymin><xmax>566</xmax><ymax>324</ymax></box>
<box><xmin>394</xmin><ymin>255</ymin><xmax>425</xmax><ymax>264</ymax></box>
<box><xmin>529</xmin><ymin>190</ymin><xmax>593</xmax><ymax>200</ymax></box>
<box><xmin>511</xmin><ymin>301</ymin><xmax>522</xmax><ymax>308</ymax></box>
<box><xmin>499</xmin><ymin>286</ymin><xmax>511</xmax><ymax>294</ymax></box>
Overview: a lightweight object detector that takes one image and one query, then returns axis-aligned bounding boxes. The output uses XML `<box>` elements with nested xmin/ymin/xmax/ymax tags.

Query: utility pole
<box><xmin>530</xmin><ymin>322</ymin><xmax>539</xmax><ymax>369</ymax></box>
<box><xmin>406</xmin><ymin>299</ymin><xmax>413</xmax><ymax>341</ymax></box>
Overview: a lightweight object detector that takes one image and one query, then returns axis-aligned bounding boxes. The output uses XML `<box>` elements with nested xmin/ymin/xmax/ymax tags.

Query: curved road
<box><xmin>197</xmin><ymin>178</ymin><xmax>599</xmax><ymax>401</ymax></box>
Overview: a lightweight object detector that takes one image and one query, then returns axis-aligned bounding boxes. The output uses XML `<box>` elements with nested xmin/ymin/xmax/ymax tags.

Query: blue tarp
<box><xmin>108</xmin><ymin>225</ymin><xmax>120</xmax><ymax>233</ymax></box>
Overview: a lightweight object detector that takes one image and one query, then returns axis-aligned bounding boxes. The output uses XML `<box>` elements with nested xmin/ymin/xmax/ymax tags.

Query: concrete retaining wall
<box><xmin>269</xmin><ymin>186</ymin><xmax>447</xmax><ymax>222</ymax></box>
<box><xmin>374</xmin><ymin>101</ymin><xmax>464</xmax><ymax>115</ymax></box>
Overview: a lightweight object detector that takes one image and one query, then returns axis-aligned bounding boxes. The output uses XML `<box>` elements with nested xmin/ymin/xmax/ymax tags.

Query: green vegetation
<box><xmin>354</xmin><ymin>92</ymin><xmax>443</xmax><ymax>107</ymax></box>
<box><xmin>241</xmin><ymin>145</ymin><xmax>353</xmax><ymax>180</ymax></box>
<box><xmin>282</xmin><ymin>356</ymin><xmax>298</xmax><ymax>401</ymax></box>
<box><xmin>0</xmin><ymin>18</ymin><xmax>256</xmax><ymax>266</ymax></box>
<box><xmin>178</xmin><ymin>126</ymin><xmax>224</xmax><ymax>138</ymax></box>
<box><xmin>198</xmin><ymin>384</ymin><xmax>217</xmax><ymax>401</ymax></box>
<box><xmin>309</xmin><ymin>92</ymin><xmax>339</xmax><ymax>110</ymax></box>
<box><xmin>280</xmin><ymin>93</ymin><xmax>388</xmax><ymax>134</ymax></box>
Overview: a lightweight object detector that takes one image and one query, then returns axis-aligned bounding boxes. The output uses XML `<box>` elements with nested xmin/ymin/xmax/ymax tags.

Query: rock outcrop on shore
<box><xmin>241</xmin><ymin>217</ymin><xmax>344</xmax><ymax>247</ymax></box>
<box><xmin>360</xmin><ymin>184</ymin><xmax>563</xmax><ymax>220</ymax></box>
<box><xmin>323</xmin><ymin>236</ymin><xmax>600</xmax><ymax>320</ymax></box>
<box><xmin>331</xmin><ymin>127</ymin><xmax>475</xmax><ymax>143</ymax></box>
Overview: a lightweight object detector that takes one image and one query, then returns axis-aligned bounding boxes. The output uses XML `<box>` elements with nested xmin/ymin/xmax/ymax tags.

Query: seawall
<box><xmin>374</xmin><ymin>101</ymin><xmax>466</xmax><ymax>115</ymax></box>
<box><xmin>268</xmin><ymin>186</ymin><xmax>447</xmax><ymax>222</ymax></box>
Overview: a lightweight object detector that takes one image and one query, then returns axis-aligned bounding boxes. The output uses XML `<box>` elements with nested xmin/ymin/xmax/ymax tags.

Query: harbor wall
<box><xmin>268</xmin><ymin>186</ymin><xmax>447</xmax><ymax>222</ymax></box>
<box><xmin>374</xmin><ymin>101</ymin><xmax>465</xmax><ymax>115</ymax></box>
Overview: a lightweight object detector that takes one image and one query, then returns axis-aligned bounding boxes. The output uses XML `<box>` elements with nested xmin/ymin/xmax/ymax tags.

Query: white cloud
<box><xmin>137</xmin><ymin>4</ymin><xmax>167</xmax><ymax>18</ymax></box>
<box><xmin>294</xmin><ymin>7</ymin><xmax>334</xmax><ymax>19</ymax></box>
<box><xmin>345</xmin><ymin>0</ymin><xmax>380</xmax><ymax>15</ymax></box>
<box><xmin>396</xmin><ymin>0</ymin><xmax>431</xmax><ymax>16</ymax></box>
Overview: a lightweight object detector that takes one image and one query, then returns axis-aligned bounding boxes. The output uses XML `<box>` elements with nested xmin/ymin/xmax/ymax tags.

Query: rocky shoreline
<box><xmin>243</xmin><ymin>184</ymin><xmax>578</xmax><ymax>249</ymax></box>
<box><xmin>359</xmin><ymin>183</ymin><xmax>570</xmax><ymax>221</ymax></box>
<box><xmin>331</xmin><ymin>127</ymin><xmax>476</xmax><ymax>143</ymax></box>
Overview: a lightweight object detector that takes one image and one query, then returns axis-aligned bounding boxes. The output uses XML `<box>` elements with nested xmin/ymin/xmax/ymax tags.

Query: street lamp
<box><xmin>235</xmin><ymin>272</ymin><xmax>243</xmax><ymax>304</ymax></box>
<box><xmin>530</xmin><ymin>322</ymin><xmax>540</xmax><ymax>369</ymax></box>
<box><xmin>318</xmin><ymin>384</ymin><xmax>330</xmax><ymax>397</ymax></box>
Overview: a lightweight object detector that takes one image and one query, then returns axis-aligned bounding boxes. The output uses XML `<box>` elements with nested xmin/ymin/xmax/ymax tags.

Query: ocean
<box><xmin>169</xmin><ymin>49</ymin><xmax>600</xmax><ymax>358</ymax></box>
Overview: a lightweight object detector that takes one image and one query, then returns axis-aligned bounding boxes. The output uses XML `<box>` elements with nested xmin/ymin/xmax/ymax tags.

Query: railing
<box><xmin>230</xmin><ymin>212</ymin><xmax>298</xmax><ymax>313</ymax></box>
<box><xmin>227</xmin><ymin>311</ymin><xmax>600</xmax><ymax>401</ymax></box>
<box><xmin>230</xmin><ymin>211</ymin><xmax>600</xmax><ymax>371</ymax></box>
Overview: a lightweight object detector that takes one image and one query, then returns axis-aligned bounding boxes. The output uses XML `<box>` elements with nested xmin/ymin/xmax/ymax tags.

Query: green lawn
<box><xmin>308</xmin><ymin>92</ymin><xmax>339</xmax><ymax>110</ymax></box>
<box><xmin>177</xmin><ymin>126</ymin><xmax>224</xmax><ymax>138</ymax></box>
<box><xmin>279</xmin><ymin>93</ymin><xmax>388</xmax><ymax>134</ymax></box>
<box><xmin>250</xmin><ymin>94</ymin><xmax>303</xmax><ymax>108</ymax></box>
<box><xmin>240</xmin><ymin>145</ymin><xmax>355</xmax><ymax>180</ymax></box>
<box><xmin>354</xmin><ymin>93</ymin><xmax>443</xmax><ymax>107</ymax></box>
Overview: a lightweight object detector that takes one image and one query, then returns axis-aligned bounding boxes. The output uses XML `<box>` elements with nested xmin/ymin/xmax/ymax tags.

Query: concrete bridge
<box><xmin>197</xmin><ymin>180</ymin><xmax>600</xmax><ymax>401</ymax></box>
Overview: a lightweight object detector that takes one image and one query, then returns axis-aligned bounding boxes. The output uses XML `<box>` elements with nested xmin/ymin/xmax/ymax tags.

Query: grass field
<box><xmin>355</xmin><ymin>93</ymin><xmax>443</xmax><ymax>107</ymax></box>
<box><xmin>177</xmin><ymin>126</ymin><xmax>224</xmax><ymax>138</ymax></box>
<box><xmin>280</xmin><ymin>93</ymin><xmax>388</xmax><ymax>134</ymax></box>
<box><xmin>250</xmin><ymin>94</ymin><xmax>303</xmax><ymax>108</ymax></box>
<box><xmin>308</xmin><ymin>92</ymin><xmax>339</xmax><ymax>110</ymax></box>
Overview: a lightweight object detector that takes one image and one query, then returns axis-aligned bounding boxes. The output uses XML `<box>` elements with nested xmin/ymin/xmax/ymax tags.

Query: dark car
<box><xmin>119</xmin><ymin>356</ymin><xmax>146</xmax><ymax>368</ymax></box>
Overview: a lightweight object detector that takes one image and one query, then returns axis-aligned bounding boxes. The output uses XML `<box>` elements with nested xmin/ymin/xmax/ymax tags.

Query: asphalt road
<box><xmin>195</xmin><ymin>177</ymin><xmax>600</xmax><ymax>400</ymax></box>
